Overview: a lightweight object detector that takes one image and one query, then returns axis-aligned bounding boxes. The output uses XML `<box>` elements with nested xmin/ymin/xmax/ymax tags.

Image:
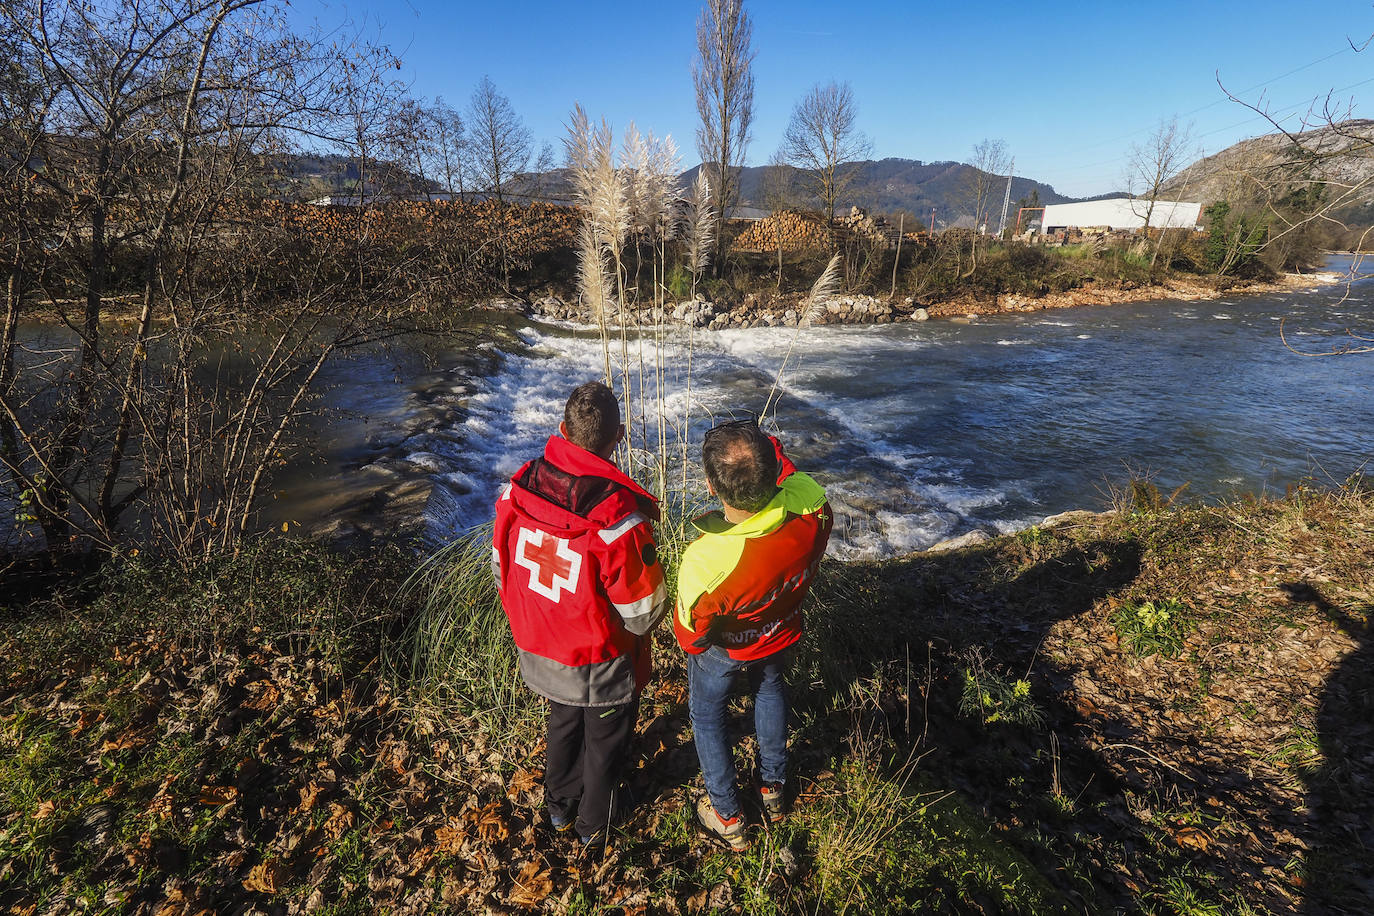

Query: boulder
<box><xmin>1041</xmin><ymin>509</ymin><xmax>1113</xmax><ymax>529</ymax></box>
<box><xmin>912</xmin><ymin>308</ymin><xmax>930</xmax><ymax>321</ymax></box>
<box><xmin>928</xmin><ymin>529</ymin><xmax>992</xmax><ymax>552</ymax></box>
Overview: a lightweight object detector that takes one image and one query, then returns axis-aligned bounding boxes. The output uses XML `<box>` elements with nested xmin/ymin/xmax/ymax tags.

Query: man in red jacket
<box><xmin>493</xmin><ymin>382</ymin><xmax>669</xmax><ymax>842</ymax></box>
<box><xmin>675</xmin><ymin>418</ymin><xmax>831</xmax><ymax>850</ymax></box>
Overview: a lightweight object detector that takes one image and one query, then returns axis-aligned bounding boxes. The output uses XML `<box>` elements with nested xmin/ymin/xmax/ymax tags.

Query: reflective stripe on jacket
<box><xmin>494</xmin><ymin>435</ymin><xmax>669</xmax><ymax>706</ymax></box>
<box><xmin>674</xmin><ymin>444</ymin><xmax>832</xmax><ymax>660</ymax></box>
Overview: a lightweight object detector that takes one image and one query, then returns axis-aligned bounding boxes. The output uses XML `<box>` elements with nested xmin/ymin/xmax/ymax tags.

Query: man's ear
<box><xmin>705</xmin><ymin>479</ymin><xmax>716</xmax><ymax>497</ymax></box>
<box><xmin>558</xmin><ymin>421</ymin><xmax>568</xmax><ymax>439</ymax></box>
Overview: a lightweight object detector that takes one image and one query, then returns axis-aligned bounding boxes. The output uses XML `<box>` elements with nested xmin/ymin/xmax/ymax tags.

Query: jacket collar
<box><xmin>542</xmin><ymin>435</ymin><xmax>658</xmax><ymax>506</ymax></box>
<box><xmin>691</xmin><ymin>472</ymin><xmax>826</xmax><ymax>538</ymax></box>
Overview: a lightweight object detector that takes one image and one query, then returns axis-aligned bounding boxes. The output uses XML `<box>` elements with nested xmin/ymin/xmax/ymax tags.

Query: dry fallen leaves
<box><xmin>294</xmin><ymin>781</ymin><xmax>325</xmax><ymax>815</ymax></box>
<box><xmin>506</xmin><ymin>767</ymin><xmax>540</xmax><ymax>799</ymax></box>
<box><xmin>508</xmin><ymin>860</ymin><xmax>554</xmax><ymax>908</ymax></box>
<box><xmin>101</xmin><ymin>727</ymin><xmax>151</xmax><ymax>753</ymax></box>
<box><xmin>244</xmin><ymin>680</ymin><xmax>282</xmax><ymax>711</ymax></box>
<box><xmin>198</xmin><ymin>785</ymin><xmax>238</xmax><ymax>806</ymax></box>
<box><xmin>470</xmin><ymin>800</ymin><xmax>510</xmax><ymax>845</ymax></box>
<box><xmin>1175</xmin><ymin>825</ymin><xmax>1213</xmax><ymax>851</ymax></box>
<box><xmin>242</xmin><ymin>860</ymin><xmax>290</xmax><ymax>893</ymax></box>
<box><xmin>322</xmin><ymin>802</ymin><xmax>355</xmax><ymax>840</ymax></box>
<box><xmin>435</xmin><ymin>818</ymin><xmax>466</xmax><ymax>855</ymax></box>
<box><xmin>125</xmin><ymin>830</ymin><xmax>154</xmax><ymax>868</ymax></box>
<box><xmin>32</xmin><ymin>800</ymin><xmax>56</xmax><ymax>820</ymax></box>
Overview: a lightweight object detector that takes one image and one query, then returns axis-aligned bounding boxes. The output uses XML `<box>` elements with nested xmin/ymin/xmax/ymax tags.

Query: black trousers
<box><xmin>545</xmin><ymin>697</ymin><xmax>638</xmax><ymax>837</ymax></box>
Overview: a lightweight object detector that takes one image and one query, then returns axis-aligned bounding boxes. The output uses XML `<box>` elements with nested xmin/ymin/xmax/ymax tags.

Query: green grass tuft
<box><xmin>1112</xmin><ymin>598</ymin><xmax>1191</xmax><ymax>658</ymax></box>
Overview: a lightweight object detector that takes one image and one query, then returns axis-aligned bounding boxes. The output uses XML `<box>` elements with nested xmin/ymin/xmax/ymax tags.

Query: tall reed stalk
<box><xmin>563</xmin><ymin>106</ymin><xmax>702</xmax><ymax>505</ymax></box>
<box><xmin>390</xmin><ymin>525</ymin><xmax>540</xmax><ymax>746</ymax></box>
<box><xmin>762</xmin><ymin>253</ymin><xmax>842</xmax><ymax>419</ymax></box>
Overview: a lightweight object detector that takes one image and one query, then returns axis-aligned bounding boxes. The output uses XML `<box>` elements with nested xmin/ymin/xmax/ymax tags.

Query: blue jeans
<box><xmin>687</xmin><ymin>646</ymin><xmax>790</xmax><ymax>819</ymax></box>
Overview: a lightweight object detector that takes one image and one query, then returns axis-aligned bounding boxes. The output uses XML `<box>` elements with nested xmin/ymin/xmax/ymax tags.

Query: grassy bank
<box><xmin>2</xmin><ymin>485</ymin><xmax>1371</xmax><ymax>914</ymax></box>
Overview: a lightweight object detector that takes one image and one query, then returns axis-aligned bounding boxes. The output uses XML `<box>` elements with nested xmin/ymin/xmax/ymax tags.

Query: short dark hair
<box><xmin>563</xmin><ymin>382</ymin><xmax>621</xmax><ymax>453</ymax></box>
<box><xmin>702</xmin><ymin>421</ymin><xmax>778</xmax><ymax>514</ymax></box>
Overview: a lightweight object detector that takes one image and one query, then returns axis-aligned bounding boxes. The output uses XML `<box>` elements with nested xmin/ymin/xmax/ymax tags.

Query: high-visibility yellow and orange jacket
<box><xmin>674</xmin><ymin>440</ymin><xmax>832</xmax><ymax>660</ymax></box>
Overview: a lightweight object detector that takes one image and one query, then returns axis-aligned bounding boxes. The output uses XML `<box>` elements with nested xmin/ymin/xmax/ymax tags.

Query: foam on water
<box><xmin>422</xmin><ymin>323</ymin><xmax>1013</xmax><ymax>560</ymax></box>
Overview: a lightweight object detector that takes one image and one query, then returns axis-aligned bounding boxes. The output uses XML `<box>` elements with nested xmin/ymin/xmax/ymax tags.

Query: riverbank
<box><xmin>529</xmin><ymin>269</ymin><xmax>1346</xmax><ymax>329</ymax></box>
<box><xmin>947</xmin><ymin>269</ymin><xmax>1348</xmax><ymax>318</ymax></box>
<box><xmin>4</xmin><ymin>486</ymin><xmax>1370</xmax><ymax>913</ymax></box>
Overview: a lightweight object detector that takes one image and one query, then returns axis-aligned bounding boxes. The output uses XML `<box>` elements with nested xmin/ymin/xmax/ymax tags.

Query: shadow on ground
<box><xmin>1284</xmin><ymin>582</ymin><xmax>1374</xmax><ymax>914</ymax></box>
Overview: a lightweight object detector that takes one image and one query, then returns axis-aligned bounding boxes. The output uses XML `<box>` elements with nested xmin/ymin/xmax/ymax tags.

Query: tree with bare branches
<box><xmin>468</xmin><ymin>75</ymin><xmax>531</xmax><ymax>205</ymax></box>
<box><xmin>1215</xmin><ymin>41</ymin><xmax>1374</xmax><ymax>355</ymax></box>
<box><xmin>692</xmin><ymin>0</ymin><xmax>754</xmax><ymax>272</ymax></box>
<box><xmin>781</xmin><ymin>81</ymin><xmax>871</xmax><ymax>237</ymax></box>
<box><xmin>953</xmin><ymin>138</ymin><xmax>1011</xmax><ymax>278</ymax></box>
<box><xmin>427</xmin><ymin>97</ymin><xmax>470</xmax><ymax>201</ymax></box>
<box><xmin>1126</xmin><ymin>117</ymin><xmax>1195</xmax><ymax>269</ymax></box>
<box><xmin>967</xmin><ymin>138</ymin><xmax>1010</xmax><ymax>235</ymax></box>
<box><xmin>760</xmin><ymin>150</ymin><xmax>795</xmax><ymax>287</ymax></box>
<box><xmin>0</xmin><ymin>0</ymin><xmax>432</xmax><ymax>559</ymax></box>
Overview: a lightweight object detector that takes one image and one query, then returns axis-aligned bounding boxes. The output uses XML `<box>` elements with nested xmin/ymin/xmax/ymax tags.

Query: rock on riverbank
<box><xmin>524</xmin><ymin>271</ymin><xmax>1338</xmax><ymax>329</ymax></box>
<box><xmin>529</xmin><ymin>292</ymin><xmax>931</xmax><ymax>329</ymax></box>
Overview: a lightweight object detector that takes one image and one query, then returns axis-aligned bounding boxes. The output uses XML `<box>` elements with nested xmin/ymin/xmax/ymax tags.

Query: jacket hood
<box><xmin>691</xmin><ymin>472</ymin><xmax>827</xmax><ymax>539</ymax></box>
<box><xmin>507</xmin><ymin>435</ymin><xmax>660</xmax><ymax>536</ymax></box>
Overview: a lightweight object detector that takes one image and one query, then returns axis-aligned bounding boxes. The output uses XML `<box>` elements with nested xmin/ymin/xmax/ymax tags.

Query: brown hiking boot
<box><xmin>696</xmin><ymin>795</ymin><xmax>750</xmax><ymax>851</ymax></box>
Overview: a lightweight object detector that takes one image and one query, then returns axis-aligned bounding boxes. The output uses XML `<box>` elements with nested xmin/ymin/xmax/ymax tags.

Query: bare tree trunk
<box><xmin>99</xmin><ymin>4</ymin><xmax>230</xmax><ymax>531</ymax></box>
<box><xmin>0</xmin><ymin>266</ymin><xmax>21</xmax><ymax>472</ymax></box>
<box><xmin>890</xmin><ymin>214</ymin><xmax>903</xmax><ymax>300</ymax></box>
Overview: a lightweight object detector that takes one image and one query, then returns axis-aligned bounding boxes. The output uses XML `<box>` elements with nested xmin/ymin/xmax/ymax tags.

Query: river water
<box><xmin>279</xmin><ymin>258</ymin><xmax>1374</xmax><ymax>559</ymax></box>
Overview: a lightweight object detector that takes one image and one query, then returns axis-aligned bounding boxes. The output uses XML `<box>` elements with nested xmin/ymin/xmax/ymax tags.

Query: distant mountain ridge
<box><xmin>685</xmin><ymin>158</ymin><xmax>1076</xmax><ymax>227</ymax></box>
<box><xmin>267</xmin><ymin>151</ymin><xmax>1080</xmax><ymax>226</ymax></box>
<box><xmin>1165</xmin><ymin>119</ymin><xmax>1374</xmax><ymax>223</ymax></box>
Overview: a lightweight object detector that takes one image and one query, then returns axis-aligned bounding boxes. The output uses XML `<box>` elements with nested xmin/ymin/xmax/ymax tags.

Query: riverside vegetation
<box><xmin>5</xmin><ymin>4</ymin><xmax>1366</xmax><ymax>912</ymax></box>
<box><xmin>2</xmin><ymin>480</ymin><xmax>1371</xmax><ymax>914</ymax></box>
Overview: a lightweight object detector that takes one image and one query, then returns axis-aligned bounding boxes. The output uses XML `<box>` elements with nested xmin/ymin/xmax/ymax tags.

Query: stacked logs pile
<box><xmin>209</xmin><ymin>198</ymin><xmax>581</xmax><ymax>302</ymax></box>
<box><xmin>238</xmin><ymin>199</ymin><xmax>579</xmax><ymax>260</ymax></box>
<box><xmin>833</xmin><ymin>206</ymin><xmax>893</xmax><ymax>250</ymax></box>
<box><xmin>731</xmin><ymin>210</ymin><xmax>830</xmax><ymax>252</ymax></box>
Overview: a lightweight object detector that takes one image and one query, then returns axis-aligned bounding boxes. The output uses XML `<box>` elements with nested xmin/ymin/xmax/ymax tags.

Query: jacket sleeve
<box><xmin>594</xmin><ymin>511</ymin><xmax>669</xmax><ymax>636</ymax></box>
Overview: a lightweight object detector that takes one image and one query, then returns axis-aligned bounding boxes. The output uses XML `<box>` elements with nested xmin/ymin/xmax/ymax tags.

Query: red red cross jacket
<box><xmin>493</xmin><ymin>435</ymin><xmax>669</xmax><ymax>707</ymax></box>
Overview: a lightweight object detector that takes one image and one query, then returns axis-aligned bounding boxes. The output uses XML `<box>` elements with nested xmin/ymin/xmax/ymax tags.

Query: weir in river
<box><xmin>269</xmin><ymin>257</ymin><xmax>1374</xmax><ymax>559</ymax></box>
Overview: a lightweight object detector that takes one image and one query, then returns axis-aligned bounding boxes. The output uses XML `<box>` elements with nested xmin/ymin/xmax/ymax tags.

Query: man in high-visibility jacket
<box><xmin>493</xmin><ymin>382</ymin><xmax>669</xmax><ymax>842</ymax></box>
<box><xmin>674</xmin><ymin>418</ymin><xmax>832</xmax><ymax>851</ymax></box>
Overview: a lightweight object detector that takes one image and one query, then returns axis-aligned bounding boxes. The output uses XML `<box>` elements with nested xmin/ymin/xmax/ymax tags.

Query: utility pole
<box><xmin>997</xmin><ymin>157</ymin><xmax>1015</xmax><ymax>237</ymax></box>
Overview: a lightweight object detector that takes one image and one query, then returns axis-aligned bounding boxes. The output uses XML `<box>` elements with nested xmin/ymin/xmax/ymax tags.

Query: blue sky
<box><xmin>289</xmin><ymin>0</ymin><xmax>1374</xmax><ymax>198</ymax></box>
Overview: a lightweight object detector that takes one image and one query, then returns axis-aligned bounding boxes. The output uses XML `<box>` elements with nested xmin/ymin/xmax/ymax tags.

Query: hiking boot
<box><xmin>548</xmin><ymin>800</ymin><xmax>576</xmax><ymax>834</ymax></box>
<box><xmin>758</xmin><ymin>780</ymin><xmax>787</xmax><ymax>825</ymax></box>
<box><xmin>696</xmin><ymin>795</ymin><xmax>750</xmax><ymax>851</ymax></box>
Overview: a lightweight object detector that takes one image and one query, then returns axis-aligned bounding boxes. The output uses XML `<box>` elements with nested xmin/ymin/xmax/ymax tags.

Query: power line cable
<box><xmin>1053</xmin><ymin>75</ymin><xmax>1374</xmax><ymax>193</ymax></box>
<box><xmin>1062</xmin><ymin>43</ymin><xmax>1360</xmax><ymax>157</ymax></box>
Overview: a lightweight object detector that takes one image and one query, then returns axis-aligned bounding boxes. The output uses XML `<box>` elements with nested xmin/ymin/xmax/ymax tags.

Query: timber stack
<box><xmin>731</xmin><ymin>210</ymin><xmax>830</xmax><ymax>252</ymax></box>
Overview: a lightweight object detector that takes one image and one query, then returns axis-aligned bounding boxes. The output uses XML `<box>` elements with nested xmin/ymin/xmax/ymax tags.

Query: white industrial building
<box><xmin>1040</xmin><ymin>198</ymin><xmax>1202</xmax><ymax>234</ymax></box>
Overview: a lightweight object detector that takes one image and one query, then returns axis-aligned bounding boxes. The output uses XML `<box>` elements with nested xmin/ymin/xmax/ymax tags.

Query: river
<box><xmin>275</xmin><ymin>256</ymin><xmax>1373</xmax><ymax>560</ymax></box>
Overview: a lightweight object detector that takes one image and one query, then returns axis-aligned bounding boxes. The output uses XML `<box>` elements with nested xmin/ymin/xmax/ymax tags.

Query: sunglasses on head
<box><xmin>704</xmin><ymin>414</ymin><xmax>760</xmax><ymax>442</ymax></box>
